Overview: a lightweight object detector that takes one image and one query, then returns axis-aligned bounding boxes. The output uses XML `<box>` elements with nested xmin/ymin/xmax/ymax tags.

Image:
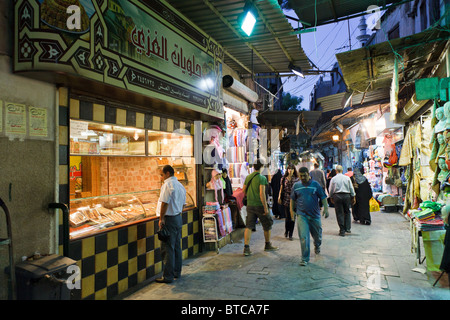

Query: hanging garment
<box><xmin>440</xmin><ymin>225</ymin><xmax>450</xmax><ymax>272</ymax></box>
<box><xmin>216</xmin><ymin>209</ymin><xmax>226</xmax><ymax>237</ymax></box>
<box><xmin>389</xmin><ymin>145</ymin><xmax>398</xmax><ymax>165</ymax></box>
<box><xmin>207</xmin><ymin>169</ymin><xmax>225</xmax><ymax>204</ymax></box>
<box><xmin>399</xmin><ymin>127</ymin><xmax>413</xmax><ymax>166</ymax></box>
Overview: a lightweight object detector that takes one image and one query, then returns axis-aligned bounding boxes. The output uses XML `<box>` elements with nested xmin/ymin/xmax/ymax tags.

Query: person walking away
<box><xmin>243</xmin><ymin>160</ymin><xmax>279</xmax><ymax>256</ymax></box>
<box><xmin>290</xmin><ymin>167</ymin><xmax>329</xmax><ymax>266</ymax></box>
<box><xmin>278</xmin><ymin>164</ymin><xmax>299</xmax><ymax>240</ymax></box>
<box><xmin>156</xmin><ymin>165</ymin><xmax>186</xmax><ymax>283</ymax></box>
<box><xmin>344</xmin><ymin>167</ymin><xmax>353</xmax><ymax>178</ymax></box>
<box><xmin>329</xmin><ymin>165</ymin><xmax>356</xmax><ymax>237</ymax></box>
<box><xmin>270</xmin><ymin>169</ymin><xmax>283</xmax><ymax>219</ymax></box>
<box><xmin>326</xmin><ymin>169</ymin><xmax>337</xmax><ymax>207</ymax></box>
<box><xmin>310</xmin><ymin>163</ymin><xmax>327</xmax><ymax>190</ymax></box>
<box><xmin>310</xmin><ymin>162</ymin><xmax>327</xmax><ymax>208</ymax></box>
<box><xmin>352</xmin><ymin>167</ymin><xmax>373</xmax><ymax>225</ymax></box>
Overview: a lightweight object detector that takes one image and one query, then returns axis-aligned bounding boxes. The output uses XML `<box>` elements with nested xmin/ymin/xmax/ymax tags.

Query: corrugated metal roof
<box><xmin>311</xmin><ymin>103</ymin><xmax>388</xmax><ymax>144</ymax></box>
<box><xmin>336</xmin><ymin>28</ymin><xmax>450</xmax><ymax>93</ymax></box>
<box><xmin>165</xmin><ymin>0</ymin><xmax>311</xmax><ymax>75</ymax></box>
<box><xmin>286</xmin><ymin>0</ymin><xmax>410</xmax><ymax>28</ymax></box>
<box><xmin>258</xmin><ymin>110</ymin><xmax>322</xmax><ymax>129</ymax></box>
<box><xmin>316</xmin><ymin>88</ymin><xmax>390</xmax><ymax>112</ymax></box>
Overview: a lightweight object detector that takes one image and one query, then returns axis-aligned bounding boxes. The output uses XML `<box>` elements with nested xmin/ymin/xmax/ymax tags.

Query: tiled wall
<box><xmin>68</xmin><ymin>209</ymin><xmax>199</xmax><ymax>300</ymax></box>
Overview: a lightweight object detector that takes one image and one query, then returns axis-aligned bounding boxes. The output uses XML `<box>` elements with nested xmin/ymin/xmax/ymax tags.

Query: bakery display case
<box><xmin>69</xmin><ymin>118</ymin><xmax>197</xmax><ymax>239</ymax></box>
<box><xmin>69</xmin><ymin>190</ymin><xmax>196</xmax><ymax>239</ymax></box>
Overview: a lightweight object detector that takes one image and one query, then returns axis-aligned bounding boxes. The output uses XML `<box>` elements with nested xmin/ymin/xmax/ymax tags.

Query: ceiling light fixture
<box><xmin>239</xmin><ymin>1</ymin><xmax>257</xmax><ymax>36</ymax></box>
<box><xmin>288</xmin><ymin>63</ymin><xmax>305</xmax><ymax>78</ymax></box>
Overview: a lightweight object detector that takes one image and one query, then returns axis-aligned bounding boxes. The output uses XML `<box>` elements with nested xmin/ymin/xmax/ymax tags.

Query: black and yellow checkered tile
<box><xmin>68</xmin><ymin>210</ymin><xmax>200</xmax><ymax>300</ymax></box>
<box><xmin>57</xmin><ymin>88</ymin><xmax>201</xmax><ymax>300</ymax></box>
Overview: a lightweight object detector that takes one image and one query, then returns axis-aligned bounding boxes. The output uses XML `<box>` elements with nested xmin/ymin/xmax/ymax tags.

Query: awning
<box><xmin>299</xmin><ymin>150</ymin><xmax>325</xmax><ymax>161</ymax></box>
<box><xmin>312</xmin><ymin>104</ymin><xmax>388</xmax><ymax>144</ymax></box>
<box><xmin>223</xmin><ymin>91</ymin><xmax>249</xmax><ymax>114</ymax></box>
<box><xmin>258</xmin><ymin>110</ymin><xmax>322</xmax><ymax>130</ymax></box>
<box><xmin>166</xmin><ymin>0</ymin><xmax>311</xmax><ymax>75</ymax></box>
<box><xmin>336</xmin><ymin>28</ymin><xmax>450</xmax><ymax>93</ymax></box>
<box><xmin>316</xmin><ymin>88</ymin><xmax>390</xmax><ymax>112</ymax></box>
<box><xmin>330</xmin><ymin>104</ymin><xmax>386</xmax><ymax>122</ymax></box>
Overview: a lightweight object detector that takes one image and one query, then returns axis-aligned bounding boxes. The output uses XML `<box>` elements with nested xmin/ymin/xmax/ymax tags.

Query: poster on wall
<box><xmin>29</xmin><ymin>106</ymin><xmax>48</xmax><ymax>137</ymax></box>
<box><xmin>5</xmin><ymin>102</ymin><xmax>26</xmax><ymax>136</ymax></box>
<box><xmin>15</xmin><ymin>0</ymin><xmax>224</xmax><ymax>118</ymax></box>
<box><xmin>70</xmin><ymin>156</ymin><xmax>82</xmax><ymax>196</ymax></box>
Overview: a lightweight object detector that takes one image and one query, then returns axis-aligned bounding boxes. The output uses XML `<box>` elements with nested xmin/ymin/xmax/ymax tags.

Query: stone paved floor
<box><xmin>124</xmin><ymin>207</ymin><xmax>450</xmax><ymax>300</ymax></box>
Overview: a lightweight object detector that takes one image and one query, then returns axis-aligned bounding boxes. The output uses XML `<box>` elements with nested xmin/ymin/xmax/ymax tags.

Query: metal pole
<box><xmin>348</xmin><ymin>19</ymin><xmax>352</xmax><ymax>51</ymax></box>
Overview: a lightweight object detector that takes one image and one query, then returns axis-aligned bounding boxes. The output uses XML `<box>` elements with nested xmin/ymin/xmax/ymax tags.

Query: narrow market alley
<box><xmin>123</xmin><ymin>208</ymin><xmax>450</xmax><ymax>301</ymax></box>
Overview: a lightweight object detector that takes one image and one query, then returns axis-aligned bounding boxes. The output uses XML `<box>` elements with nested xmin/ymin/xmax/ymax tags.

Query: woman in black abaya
<box><xmin>353</xmin><ymin>167</ymin><xmax>373</xmax><ymax>225</ymax></box>
<box><xmin>270</xmin><ymin>169</ymin><xmax>283</xmax><ymax>219</ymax></box>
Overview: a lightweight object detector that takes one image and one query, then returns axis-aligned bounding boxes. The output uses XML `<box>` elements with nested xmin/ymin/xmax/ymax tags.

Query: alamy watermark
<box><xmin>66</xmin><ymin>5</ymin><xmax>82</xmax><ymax>30</ymax></box>
<box><xmin>66</xmin><ymin>265</ymin><xmax>81</xmax><ymax>290</ymax></box>
<box><xmin>366</xmin><ymin>265</ymin><xmax>383</xmax><ymax>291</ymax></box>
<box><xmin>367</xmin><ymin>5</ymin><xmax>382</xmax><ymax>30</ymax></box>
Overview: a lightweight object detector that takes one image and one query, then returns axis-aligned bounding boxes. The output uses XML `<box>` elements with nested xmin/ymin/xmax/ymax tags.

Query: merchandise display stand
<box><xmin>201</xmin><ymin>202</ymin><xmax>235</xmax><ymax>253</ymax></box>
<box><xmin>202</xmin><ymin>214</ymin><xmax>219</xmax><ymax>254</ymax></box>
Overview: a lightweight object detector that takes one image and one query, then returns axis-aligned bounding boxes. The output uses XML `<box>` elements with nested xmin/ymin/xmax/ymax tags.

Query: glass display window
<box><xmin>70</xmin><ymin>120</ymin><xmax>146</xmax><ymax>156</ymax></box>
<box><xmin>148</xmin><ymin>130</ymin><xmax>193</xmax><ymax>157</ymax></box>
<box><xmin>69</xmin><ymin>119</ymin><xmax>197</xmax><ymax>239</ymax></box>
<box><xmin>69</xmin><ymin>191</ymin><xmax>196</xmax><ymax>239</ymax></box>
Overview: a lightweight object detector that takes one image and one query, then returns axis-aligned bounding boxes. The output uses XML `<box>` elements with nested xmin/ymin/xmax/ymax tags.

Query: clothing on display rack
<box><xmin>204</xmin><ymin>202</ymin><xmax>233</xmax><ymax>237</ymax></box>
<box><xmin>409</xmin><ymin>201</ymin><xmax>445</xmax><ymax>232</ymax></box>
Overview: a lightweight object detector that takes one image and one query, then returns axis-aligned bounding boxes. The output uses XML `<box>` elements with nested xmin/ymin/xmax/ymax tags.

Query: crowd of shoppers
<box><xmin>265</xmin><ymin>161</ymin><xmax>373</xmax><ymax>265</ymax></box>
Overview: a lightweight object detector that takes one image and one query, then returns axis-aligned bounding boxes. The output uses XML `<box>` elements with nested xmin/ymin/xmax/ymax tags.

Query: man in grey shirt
<box><xmin>310</xmin><ymin>163</ymin><xmax>326</xmax><ymax>190</ymax></box>
<box><xmin>310</xmin><ymin>163</ymin><xmax>327</xmax><ymax>209</ymax></box>
<box><xmin>329</xmin><ymin>165</ymin><xmax>356</xmax><ymax>236</ymax></box>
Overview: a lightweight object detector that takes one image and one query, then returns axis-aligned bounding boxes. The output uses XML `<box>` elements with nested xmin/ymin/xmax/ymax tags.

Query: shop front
<box><xmin>356</xmin><ymin>112</ymin><xmax>405</xmax><ymax>208</ymax></box>
<box><xmin>200</xmin><ymin>75</ymin><xmax>256</xmax><ymax>250</ymax></box>
<box><xmin>336</xmin><ymin>28</ymin><xmax>450</xmax><ymax>273</ymax></box>
<box><xmin>14</xmin><ymin>0</ymin><xmax>224</xmax><ymax>299</ymax></box>
<box><xmin>65</xmin><ymin>97</ymin><xmax>199</xmax><ymax>299</ymax></box>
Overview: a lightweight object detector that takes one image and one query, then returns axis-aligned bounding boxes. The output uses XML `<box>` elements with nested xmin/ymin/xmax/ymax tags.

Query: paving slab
<box><xmin>123</xmin><ymin>207</ymin><xmax>450</xmax><ymax>300</ymax></box>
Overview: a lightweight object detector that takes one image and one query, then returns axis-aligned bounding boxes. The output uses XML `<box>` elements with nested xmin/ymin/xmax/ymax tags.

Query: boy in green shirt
<box><xmin>242</xmin><ymin>160</ymin><xmax>279</xmax><ymax>256</ymax></box>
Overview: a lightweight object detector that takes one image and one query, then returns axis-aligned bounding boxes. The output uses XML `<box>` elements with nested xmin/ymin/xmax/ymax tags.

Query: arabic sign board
<box><xmin>14</xmin><ymin>0</ymin><xmax>224</xmax><ymax>119</ymax></box>
<box><xmin>415</xmin><ymin>78</ymin><xmax>440</xmax><ymax>101</ymax></box>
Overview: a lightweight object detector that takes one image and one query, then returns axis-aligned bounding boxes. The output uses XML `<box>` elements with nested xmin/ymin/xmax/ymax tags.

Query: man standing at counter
<box><xmin>156</xmin><ymin>165</ymin><xmax>187</xmax><ymax>283</ymax></box>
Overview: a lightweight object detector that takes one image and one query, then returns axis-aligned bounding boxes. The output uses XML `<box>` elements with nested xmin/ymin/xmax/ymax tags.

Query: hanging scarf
<box><xmin>207</xmin><ymin>169</ymin><xmax>224</xmax><ymax>203</ymax></box>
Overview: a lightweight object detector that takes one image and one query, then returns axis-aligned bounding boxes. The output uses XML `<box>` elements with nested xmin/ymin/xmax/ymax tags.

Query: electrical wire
<box><xmin>287</xmin><ymin>17</ymin><xmax>369</xmax><ymax>104</ymax></box>
<box><xmin>307</xmin><ymin>21</ymin><xmax>346</xmax><ymax>67</ymax></box>
<box><xmin>314</xmin><ymin>0</ymin><xmax>318</xmax><ymax>58</ymax></box>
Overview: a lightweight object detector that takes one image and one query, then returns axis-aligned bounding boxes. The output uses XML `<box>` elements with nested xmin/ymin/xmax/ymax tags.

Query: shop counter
<box><xmin>67</xmin><ymin>206</ymin><xmax>200</xmax><ymax>300</ymax></box>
